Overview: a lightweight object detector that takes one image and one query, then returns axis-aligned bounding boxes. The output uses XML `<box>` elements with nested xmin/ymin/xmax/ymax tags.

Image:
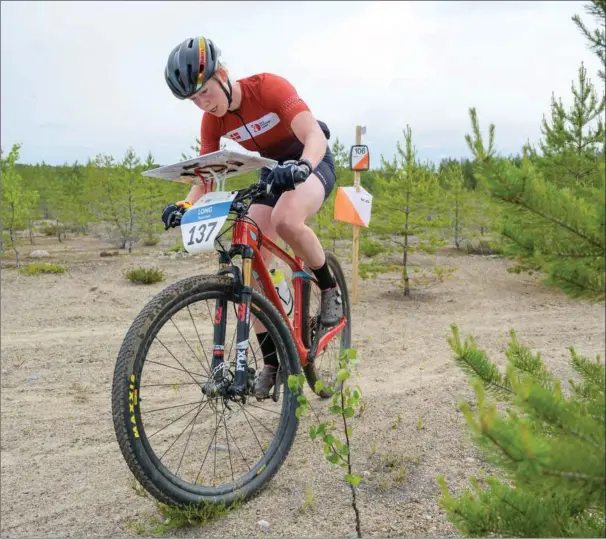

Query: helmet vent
<box><xmin>188</xmin><ymin>39</ymin><xmax>194</xmax><ymax>48</ymax></box>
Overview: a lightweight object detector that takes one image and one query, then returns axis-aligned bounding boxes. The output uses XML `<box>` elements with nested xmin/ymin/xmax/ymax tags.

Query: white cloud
<box><xmin>1</xmin><ymin>0</ymin><xmax>603</xmax><ymax>167</ymax></box>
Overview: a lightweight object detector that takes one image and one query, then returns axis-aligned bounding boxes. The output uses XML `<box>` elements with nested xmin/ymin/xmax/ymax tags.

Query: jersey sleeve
<box><xmin>199</xmin><ymin>113</ymin><xmax>221</xmax><ymax>155</ymax></box>
<box><xmin>259</xmin><ymin>73</ymin><xmax>311</xmax><ymax>126</ymax></box>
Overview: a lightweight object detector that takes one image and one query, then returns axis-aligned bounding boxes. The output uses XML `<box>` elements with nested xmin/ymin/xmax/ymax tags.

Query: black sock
<box><xmin>256</xmin><ymin>331</ymin><xmax>278</xmax><ymax>368</ymax></box>
<box><xmin>311</xmin><ymin>261</ymin><xmax>336</xmax><ymax>291</ymax></box>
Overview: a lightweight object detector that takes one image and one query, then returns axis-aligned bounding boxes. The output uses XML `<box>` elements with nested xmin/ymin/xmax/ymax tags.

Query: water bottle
<box><xmin>270</xmin><ymin>268</ymin><xmax>293</xmax><ymax>316</ymax></box>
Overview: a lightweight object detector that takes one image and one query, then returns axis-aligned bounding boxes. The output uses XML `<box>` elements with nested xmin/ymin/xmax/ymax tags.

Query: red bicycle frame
<box><xmin>231</xmin><ymin>218</ymin><xmax>346</xmax><ymax>368</ymax></box>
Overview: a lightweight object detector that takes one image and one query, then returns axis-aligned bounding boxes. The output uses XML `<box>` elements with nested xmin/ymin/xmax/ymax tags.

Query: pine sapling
<box><xmin>289</xmin><ymin>348</ymin><xmax>364</xmax><ymax>538</ymax></box>
<box><xmin>438</xmin><ymin>323</ymin><xmax>605</xmax><ymax>538</ymax></box>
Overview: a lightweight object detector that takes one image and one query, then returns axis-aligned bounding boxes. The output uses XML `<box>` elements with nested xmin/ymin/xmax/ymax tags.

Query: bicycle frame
<box><xmin>228</xmin><ymin>217</ymin><xmax>346</xmax><ymax>368</ymax></box>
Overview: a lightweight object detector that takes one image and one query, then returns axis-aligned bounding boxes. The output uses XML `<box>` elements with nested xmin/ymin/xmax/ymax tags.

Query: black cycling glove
<box><xmin>161</xmin><ymin>200</ymin><xmax>192</xmax><ymax>229</ymax></box>
<box><xmin>266</xmin><ymin>159</ymin><xmax>313</xmax><ymax>194</ymax></box>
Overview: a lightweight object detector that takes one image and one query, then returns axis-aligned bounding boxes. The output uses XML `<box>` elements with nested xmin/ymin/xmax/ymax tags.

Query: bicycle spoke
<box><xmin>141</xmin><ymin>399</ymin><xmax>206</xmax><ymax>416</ymax></box>
<box><xmin>175</xmin><ymin>399</ymin><xmax>207</xmax><ymax>476</ymax></box>
<box><xmin>206</xmin><ymin>301</ymin><xmax>214</xmax><ymax>326</ymax></box>
<box><xmin>169</xmin><ymin>317</ymin><xmax>211</xmax><ymax>378</ymax></box>
<box><xmin>145</xmin><ymin>358</ymin><xmax>206</xmax><ymax>379</ymax></box>
<box><xmin>159</xmin><ymin>400</ymin><xmax>207</xmax><ymax>461</ymax></box>
<box><xmin>220</xmin><ymin>399</ymin><xmax>235</xmax><ymax>484</ymax></box>
<box><xmin>236</xmin><ymin>402</ymin><xmax>267</xmax><ymax>455</ymax></box>
<box><xmin>213</xmin><ymin>405</ymin><xmax>219</xmax><ymax>484</ymax></box>
<box><xmin>142</xmin><ymin>381</ymin><xmax>203</xmax><ymax>388</ymax></box>
<box><xmin>147</xmin><ymin>401</ymin><xmax>202</xmax><ymax>439</ymax></box>
<box><xmin>155</xmin><ymin>336</ymin><xmax>207</xmax><ymax>386</ymax></box>
<box><xmin>226</xmin><ymin>322</ymin><xmax>237</xmax><ymax>368</ymax></box>
<box><xmin>194</xmin><ymin>406</ymin><xmax>223</xmax><ymax>485</ymax></box>
<box><xmin>245</xmin><ymin>401</ymin><xmax>284</xmax><ymax>417</ymax></box>
<box><xmin>224</xmin><ymin>417</ymin><xmax>252</xmax><ymax>472</ymax></box>
<box><xmin>240</xmin><ymin>405</ymin><xmax>276</xmax><ymax>437</ymax></box>
<box><xmin>186</xmin><ymin>303</ymin><xmax>213</xmax><ymax>374</ymax></box>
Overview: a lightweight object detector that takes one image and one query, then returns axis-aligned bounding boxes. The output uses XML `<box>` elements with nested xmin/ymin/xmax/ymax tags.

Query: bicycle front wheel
<box><xmin>111</xmin><ymin>274</ymin><xmax>302</xmax><ymax>508</ymax></box>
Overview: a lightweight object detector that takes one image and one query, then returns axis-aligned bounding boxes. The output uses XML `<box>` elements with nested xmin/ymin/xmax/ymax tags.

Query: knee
<box><xmin>271</xmin><ymin>211</ymin><xmax>301</xmax><ymax>240</ymax></box>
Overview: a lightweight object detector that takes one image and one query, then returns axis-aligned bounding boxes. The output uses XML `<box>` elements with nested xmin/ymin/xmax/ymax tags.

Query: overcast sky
<box><xmin>1</xmin><ymin>1</ymin><xmax>603</xmax><ymax>168</ymax></box>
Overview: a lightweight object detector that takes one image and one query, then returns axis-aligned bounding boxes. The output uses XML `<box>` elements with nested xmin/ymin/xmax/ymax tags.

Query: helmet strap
<box><xmin>215</xmin><ymin>76</ymin><xmax>233</xmax><ymax>109</ymax></box>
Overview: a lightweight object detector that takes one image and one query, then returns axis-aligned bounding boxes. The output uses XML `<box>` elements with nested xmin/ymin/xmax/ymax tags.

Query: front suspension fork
<box><xmin>205</xmin><ymin>249</ymin><xmax>254</xmax><ymax>398</ymax></box>
<box><xmin>204</xmin><ymin>252</ymin><xmax>230</xmax><ymax>397</ymax></box>
<box><xmin>231</xmin><ymin>247</ymin><xmax>254</xmax><ymax>396</ymax></box>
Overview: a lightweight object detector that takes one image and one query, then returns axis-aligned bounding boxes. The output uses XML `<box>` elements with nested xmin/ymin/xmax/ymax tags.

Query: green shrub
<box><xmin>19</xmin><ymin>263</ymin><xmax>66</xmax><ymax>276</ymax></box>
<box><xmin>143</xmin><ymin>237</ymin><xmax>160</xmax><ymax>247</ymax></box>
<box><xmin>167</xmin><ymin>241</ymin><xmax>185</xmax><ymax>253</ymax></box>
<box><xmin>41</xmin><ymin>224</ymin><xmax>65</xmax><ymax>236</ymax></box>
<box><xmin>360</xmin><ymin>237</ymin><xmax>387</xmax><ymax>258</ymax></box>
<box><xmin>126</xmin><ymin>267</ymin><xmax>165</xmax><ymax>284</ymax></box>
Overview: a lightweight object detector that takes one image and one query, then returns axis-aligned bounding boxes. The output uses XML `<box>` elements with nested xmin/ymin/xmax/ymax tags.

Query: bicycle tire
<box><xmin>301</xmin><ymin>250</ymin><xmax>352</xmax><ymax>398</ymax></box>
<box><xmin>111</xmin><ymin>274</ymin><xmax>302</xmax><ymax>508</ymax></box>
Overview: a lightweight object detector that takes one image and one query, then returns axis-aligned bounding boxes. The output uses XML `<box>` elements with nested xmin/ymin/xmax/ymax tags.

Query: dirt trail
<box><xmin>1</xmin><ymin>235</ymin><xmax>604</xmax><ymax>538</ymax></box>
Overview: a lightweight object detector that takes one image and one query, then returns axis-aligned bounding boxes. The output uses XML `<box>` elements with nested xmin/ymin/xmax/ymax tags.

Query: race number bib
<box><xmin>180</xmin><ymin>191</ymin><xmax>237</xmax><ymax>254</ymax></box>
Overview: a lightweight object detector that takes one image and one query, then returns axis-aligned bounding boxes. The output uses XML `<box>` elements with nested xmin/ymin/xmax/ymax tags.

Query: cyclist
<box><xmin>161</xmin><ymin>36</ymin><xmax>343</xmax><ymax>398</ymax></box>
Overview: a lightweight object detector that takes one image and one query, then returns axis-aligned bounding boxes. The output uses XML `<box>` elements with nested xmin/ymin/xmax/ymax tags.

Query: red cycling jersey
<box><xmin>199</xmin><ymin>73</ymin><xmax>325</xmax><ymax>163</ymax></box>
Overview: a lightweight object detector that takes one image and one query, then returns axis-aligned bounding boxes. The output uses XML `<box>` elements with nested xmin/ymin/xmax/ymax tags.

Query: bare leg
<box><xmin>270</xmin><ymin>173</ymin><xmax>326</xmax><ymax>269</ymax></box>
<box><xmin>271</xmin><ymin>174</ymin><xmax>343</xmax><ymax>326</ymax></box>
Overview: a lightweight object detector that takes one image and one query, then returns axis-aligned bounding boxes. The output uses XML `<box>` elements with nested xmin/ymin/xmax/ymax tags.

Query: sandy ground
<box><xmin>1</xmin><ymin>230</ymin><xmax>604</xmax><ymax>538</ymax></box>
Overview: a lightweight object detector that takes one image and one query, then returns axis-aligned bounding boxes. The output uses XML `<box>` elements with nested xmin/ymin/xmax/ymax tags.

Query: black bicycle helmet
<box><xmin>164</xmin><ymin>36</ymin><xmax>221</xmax><ymax>99</ymax></box>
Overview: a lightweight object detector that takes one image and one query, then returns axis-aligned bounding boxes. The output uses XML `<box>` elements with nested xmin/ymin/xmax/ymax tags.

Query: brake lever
<box><xmin>256</xmin><ymin>179</ymin><xmax>272</xmax><ymax>195</ymax></box>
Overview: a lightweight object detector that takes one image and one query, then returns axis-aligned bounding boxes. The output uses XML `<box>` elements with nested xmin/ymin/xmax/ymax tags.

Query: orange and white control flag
<box><xmin>334</xmin><ymin>186</ymin><xmax>373</xmax><ymax>227</ymax></box>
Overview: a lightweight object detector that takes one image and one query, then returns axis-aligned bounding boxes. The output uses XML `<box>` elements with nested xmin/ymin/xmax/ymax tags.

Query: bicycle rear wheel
<box><xmin>111</xmin><ymin>274</ymin><xmax>301</xmax><ymax>507</ymax></box>
<box><xmin>301</xmin><ymin>250</ymin><xmax>352</xmax><ymax>398</ymax></box>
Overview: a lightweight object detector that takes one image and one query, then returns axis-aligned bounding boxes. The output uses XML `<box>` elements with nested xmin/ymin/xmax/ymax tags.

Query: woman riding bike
<box><xmin>161</xmin><ymin>36</ymin><xmax>343</xmax><ymax>398</ymax></box>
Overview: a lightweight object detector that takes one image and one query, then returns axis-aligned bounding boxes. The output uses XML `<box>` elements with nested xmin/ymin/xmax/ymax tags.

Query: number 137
<box><xmin>187</xmin><ymin>221</ymin><xmax>217</xmax><ymax>245</ymax></box>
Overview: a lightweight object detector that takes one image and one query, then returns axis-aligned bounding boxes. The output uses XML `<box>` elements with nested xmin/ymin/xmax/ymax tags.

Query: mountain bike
<box><xmin>111</xmin><ymin>166</ymin><xmax>352</xmax><ymax>508</ymax></box>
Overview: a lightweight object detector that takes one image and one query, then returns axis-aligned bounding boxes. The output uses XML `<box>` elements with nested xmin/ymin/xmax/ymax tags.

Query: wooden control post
<box><xmin>352</xmin><ymin>125</ymin><xmax>362</xmax><ymax>304</ymax></box>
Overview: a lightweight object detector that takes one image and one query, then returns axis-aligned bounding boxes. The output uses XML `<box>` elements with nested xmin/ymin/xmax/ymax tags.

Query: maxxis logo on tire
<box><xmin>129</xmin><ymin>374</ymin><xmax>140</xmax><ymax>439</ymax></box>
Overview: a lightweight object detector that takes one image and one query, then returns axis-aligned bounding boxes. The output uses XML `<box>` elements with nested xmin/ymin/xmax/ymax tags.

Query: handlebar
<box><xmin>228</xmin><ymin>165</ymin><xmax>309</xmax><ymax>215</ymax></box>
<box><xmin>169</xmin><ymin>172</ymin><xmax>307</xmax><ymax>229</ymax></box>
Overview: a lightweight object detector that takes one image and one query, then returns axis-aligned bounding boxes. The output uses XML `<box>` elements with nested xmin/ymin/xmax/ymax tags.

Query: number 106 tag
<box><xmin>180</xmin><ymin>191</ymin><xmax>237</xmax><ymax>254</ymax></box>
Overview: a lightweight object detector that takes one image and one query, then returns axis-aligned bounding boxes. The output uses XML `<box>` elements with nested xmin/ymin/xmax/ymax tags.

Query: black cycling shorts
<box><xmin>255</xmin><ymin>146</ymin><xmax>336</xmax><ymax>208</ymax></box>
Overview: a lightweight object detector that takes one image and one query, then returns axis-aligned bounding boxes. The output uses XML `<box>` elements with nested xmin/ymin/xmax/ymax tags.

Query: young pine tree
<box><xmin>364</xmin><ymin>126</ymin><xmax>449</xmax><ymax>296</ymax></box>
<box><xmin>135</xmin><ymin>152</ymin><xmax>166</xmax><ymax>246</ymax></box>
<box><xmin>438</xmin><ymin>324</ymin><xmax>605</xmax><ymax>538</ymax></box>
<box><xmin>536</xmin><ymin>63</ymin><xmax>605</xmax><ymax>193</ymax></box>
<box><xmin>1</xmin><ymin>144</ymin><xmax>39</xmax><ymax>266</ymax></box>
<box><xmin>92</xmin><ymin>148</ymin><xmax>145</xmax><ymax>252</ymax></box>
<box><xmin>572</xmin><ymin>0</ymin><xmax>606</xmax><ymax>83</ymax></box>
<box><xmin>439</xmin><ymin>161</ymin><xmax>472</xmax><ymax>249</ymax></box>
<box><xmin>466</xmin><ymin>107</ymin><xmax>605</xmax><ymax>300</ymax></box>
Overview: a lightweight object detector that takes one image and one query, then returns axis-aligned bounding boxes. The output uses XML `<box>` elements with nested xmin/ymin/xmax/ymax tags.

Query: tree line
<box><xmin>2</xmin><ymin>2</ymin><xmax>604</xmax><ymax>303</ymax></box>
